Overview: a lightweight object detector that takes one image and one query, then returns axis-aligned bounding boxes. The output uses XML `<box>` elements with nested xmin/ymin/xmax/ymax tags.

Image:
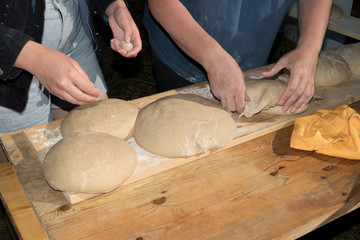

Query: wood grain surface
<box><xmin>3</xmin><ymin>121</ymin><xmax>360</xmax><ymax>239</ymax></box>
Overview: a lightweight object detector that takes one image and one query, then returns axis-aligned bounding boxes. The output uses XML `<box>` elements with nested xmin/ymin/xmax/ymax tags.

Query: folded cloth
<box><xmin>290</xmin><ymin>105</ymin><xmax>360</xmax><ymax>159</ymax></box>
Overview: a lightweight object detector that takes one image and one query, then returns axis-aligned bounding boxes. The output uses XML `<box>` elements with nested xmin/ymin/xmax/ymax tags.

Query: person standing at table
<box><xmin>0</xmin><ymin>0</ymin><xmax>142</xmax><ymax>134</ymax></box>
<box><xmin>143</xmin><ymin>0</ymin><xmax>331</xmax><ymax>114</ymax></box>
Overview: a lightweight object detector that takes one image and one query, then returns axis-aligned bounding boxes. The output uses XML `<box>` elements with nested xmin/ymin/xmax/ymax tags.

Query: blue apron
<box><xmin>143</xmin><ymin>0</ymin><xmax>293</xmax><ymax>83</ymax></box>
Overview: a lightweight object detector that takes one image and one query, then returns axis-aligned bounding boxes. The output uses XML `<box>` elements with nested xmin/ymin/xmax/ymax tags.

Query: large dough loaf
<box><xmin>329</xmin><ymin>43</ymin><xmax>360</xmax><ymax>74</ymax></box>
<box><xmin>61</xmin><ymin>99</ymin><xmax>138</xmax><ymax>139</ymax></box>
<box><xmin>134</xmin><ymin>94</ymin><xmax>236</xmax><ymax>158</ymax></box>
<box><xmin>315</xmin><ymin>51</ymin><xmax>351</xmax><ymax>86</ymax></box>
<box><xmin>43</xmin><ymin>131</ymin><xmax>138</xmax><ymax>194</ymax></box>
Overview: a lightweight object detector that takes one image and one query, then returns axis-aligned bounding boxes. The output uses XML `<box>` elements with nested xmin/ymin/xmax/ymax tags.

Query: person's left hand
<box><xmin>105</xmin><ymin>0</ymin><xmax>142</xmax><ymax>57</ymax></box>
<box><xmin>261</xmin><ymin>45</ymin><xmax>319</xmax><ymax>113</ymax></box>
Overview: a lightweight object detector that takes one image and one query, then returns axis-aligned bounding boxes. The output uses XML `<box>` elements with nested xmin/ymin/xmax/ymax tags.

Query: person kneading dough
<box><xmin>43</xmin><ymin>131</ymin><xmax>138</xmax><ymax>194</ymax></box>
<box><xmin>61</xmin><ymin>99</ymin><xmax>139</xmax><ymax>140</ymax></box>
<box><xmin>134</xmin><ymin>94</ymin><xmax>236</xmax><ymax>158</ymax></box>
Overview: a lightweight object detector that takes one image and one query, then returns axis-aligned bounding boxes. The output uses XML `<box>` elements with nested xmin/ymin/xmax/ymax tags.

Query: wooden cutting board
<box><xmin>23</xmin><ymin>69</ymin><xmax>360</xmax><ymax>204</ymax></box>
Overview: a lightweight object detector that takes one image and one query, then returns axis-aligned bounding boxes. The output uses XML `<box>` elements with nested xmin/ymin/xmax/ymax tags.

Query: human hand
<box><xmin>261</xmin><ymin>46</ymin><xmax>318</xmax><ymax>113</ymax></box>
<box><xmin>206</xmin><ymin>53</ymin><xmax>250</xmax><ymax>113</ymax></box>
<box><xmin>106</xmin><ymin>0</ymin><xmax>142</xmax><ymax>57</ymax></box>
<box><xmin>15</xmin><ymin>41</ymin><xmax>102</xmax><ymax>105</ymax></box>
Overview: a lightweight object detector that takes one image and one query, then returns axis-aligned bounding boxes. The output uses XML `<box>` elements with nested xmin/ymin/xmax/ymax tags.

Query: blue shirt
<box><xmin>143</xmin><ymin>0</ymin><xmax>293</xmax><ymax>83</ymax></box>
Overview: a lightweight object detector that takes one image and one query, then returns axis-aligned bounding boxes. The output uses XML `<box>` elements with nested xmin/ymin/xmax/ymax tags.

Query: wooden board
<box><xmin>3</xmin><ymin>116</ymin><xmax>360</xmax><ymax>239</ymax></box>
<box><xmin>287</xmin><ymin>1</ymin><xmax>360</xmax><ymax>40</ymax></box>
<box><xmin>22</xmin><ymin>69</ymin><xmax>360</xmax><ymax>204</ymax></box>
<box><xmin>0</xmin><ymin>163</ymin><xmax>48</xmax><ymax>240</ymax></box>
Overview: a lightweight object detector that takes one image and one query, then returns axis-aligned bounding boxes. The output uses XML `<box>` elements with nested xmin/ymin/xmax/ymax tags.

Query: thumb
<box><xmin>261</xmin><ymin>61</ymin><xmax>286</xmax><ymax>78</ymax></box>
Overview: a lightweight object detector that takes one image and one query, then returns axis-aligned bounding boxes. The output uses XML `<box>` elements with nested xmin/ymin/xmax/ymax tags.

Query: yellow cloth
<box><xmin>290</xmin><ymin>105</ymin><xmax>360</xmax><ymax>160</ymax></box>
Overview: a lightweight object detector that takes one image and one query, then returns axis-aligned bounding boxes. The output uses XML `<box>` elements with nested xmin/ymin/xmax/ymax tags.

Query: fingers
<box><xmin>218</xmin><ymin>92</ymin><xmax>246</xmax><ymax>113</ymax></box>
<box><xmin>49</xmin><ymin>60</ymin><xmax>102</xmax><ymax>105</ymax></box>
<box><xmin>279</xmin><ymin>72</ymin><xmax>314</xmax><ymax>113</ymax></box>
<box><xmin>261</xmin><ymin>60</ymin><xmax>287</xmax><ymax>78</ymax></box>
<box><xmin>110</xmin><ymin>39</ymin><xmax>129</xmax><ymax>56</ymax></box>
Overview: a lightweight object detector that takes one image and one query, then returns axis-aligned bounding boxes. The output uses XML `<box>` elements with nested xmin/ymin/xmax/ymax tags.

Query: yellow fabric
<box><xmin>290</xmin><ymin>105</ymin><xmax>360</xmax><ymax>160</ymax></box>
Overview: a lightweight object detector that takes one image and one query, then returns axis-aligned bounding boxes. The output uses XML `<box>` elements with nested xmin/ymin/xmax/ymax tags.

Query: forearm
<box><xmin>297</xmin><ymin>0</ymin><xmax>332</xmax><ymax>54</ymax></box>
<box><xmin>147</xmin><ymin>0</ymin><xmax>228</xmax><ymax>70</ymax></box>
<box><xmin>105</xmin><ymin>0</ymin><xmax>128</xmax><ymax>17</ymax></box>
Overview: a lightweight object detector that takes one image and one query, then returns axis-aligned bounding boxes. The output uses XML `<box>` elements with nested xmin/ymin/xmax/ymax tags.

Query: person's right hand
<box><xmin>205</xmin><ymin>51</ymin><xmax>249</xmax><ymax>113</ymax></box>
<box><xmin>15</xmin><ymin>41</ymin><xmax>102</xmax><ymax>105</ymax></box>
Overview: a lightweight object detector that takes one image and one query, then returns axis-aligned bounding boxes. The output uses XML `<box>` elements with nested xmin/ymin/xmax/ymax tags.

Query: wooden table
<box><xmin>1</xmin><ymin>81</ymin><xmax>360</xmax><ymax>239</ymax></box>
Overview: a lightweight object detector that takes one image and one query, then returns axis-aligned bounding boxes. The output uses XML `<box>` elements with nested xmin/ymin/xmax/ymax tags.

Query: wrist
<box><xmin>14</xmin><ymin>40</ymin><xmax>42</xmax><ymax>74</ymax></box>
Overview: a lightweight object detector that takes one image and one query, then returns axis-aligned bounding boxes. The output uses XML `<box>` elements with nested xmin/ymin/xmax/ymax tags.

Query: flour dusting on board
<box><xmin>178</xmin><ymin>84</ymin><xmax>215</xmax><ymax>100</ymax></box>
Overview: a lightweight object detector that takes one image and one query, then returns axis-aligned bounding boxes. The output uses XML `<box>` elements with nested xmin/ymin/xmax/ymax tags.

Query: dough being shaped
<box><xmin>61</xmin><ymin>99</ymin><xmax>138</xmax><ymax>139</ymax></box>
<box><xmin>240</xmin><ymin>79</ymin><xmax>308</xmax><ymax>118</ymax></box>
<box><xmin>315</xmin><ymin>51</ymin><xmax>351</xmax><ymax>87</ymax></box>
<box><xmin>43</xmin><ymin>131</ymin><xmax>138</xmax><ymax>194</ymax></box>
<box><xmin>329</xmin><ymin>4</ymin><xmax>343</xmax><ymax>20</ymax></box>
<box><xmin>330</xmin><ymin>43</ymin><xmax>360</xmax><ymax>74</ymax></box>
<box><xmin>262</xmin><ymin>105</ymin><xmax>309</xmax><ymax>115</ymax></box>
<box><xmin>134</xmin><ymin>94</ymin><xmax>236</xmax><ymax>158</ymax></box>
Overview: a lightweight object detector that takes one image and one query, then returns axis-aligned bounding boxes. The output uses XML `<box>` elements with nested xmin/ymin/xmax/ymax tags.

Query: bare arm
<box><xmin>147</xmin><ymin>0</ymin><xmax>248</xmax><ymax>113</ymax></box>
<box><xmin>14</xmin><ymin>41</ymin><xmax>102</xmax><ymax>105</ymax></box>
<box><xmin>263</xmin><ymin>0</ymin><xmax>331</xmax><ymax>113</ymax></box>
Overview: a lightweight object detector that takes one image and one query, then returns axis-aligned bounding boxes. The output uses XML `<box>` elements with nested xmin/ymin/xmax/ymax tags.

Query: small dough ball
<box><xmin>330</xmin><ymin>43</ymin><xmax>360</xmax><ymax>74</ymax></box>
<box><xmin>315</xmin><ymin>51</ymin><xmax>351</xmax><ymax>87</ymax></box>
<box><xmin>115</xmin><ymin>39</ymin><xmax>134</xmax><ymax>51</ymax></box>
<box><xmin>134</xmin><ymin>94</ymin><xmax>236</xmax><ymax>158</ymax></box>
<box><xmin>329</xmin><ymin>4</ymin><xmax>343</xmax><ymax>20</ymax></box>
<box><xmin>43</xmin><ymin>131</ymin><xmax>138</xmax><ymax>194</ymax></box>
<box><xmin>61</xmin><ymin>99</ymin><xmax>138</xmax><ymax>140</ymax></box>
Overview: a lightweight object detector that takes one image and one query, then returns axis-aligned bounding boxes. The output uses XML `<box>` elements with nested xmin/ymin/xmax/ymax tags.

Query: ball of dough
<box><xmin>115</xmin><ymin>39</ymin><xmax>134</xmax><ymax>52</ymax></box>
<box><xmin>61</xmin><ymin>99</ymin><xmax>138</xmax><ymax>140</ymax></box>
<box><xmin>330</xmin><ymin>43</ymin><xmax>360</xmax><ymax>74</ymax></box>
<box><xmin>315</xmin><ymin>51</ymin><xmax>351</xmax><ymax>87</ymax></box>
<box><xmin>134</xmin><ymin>94</ymin><xmax>236</xmax><ymax>158</ymax></box>
<box><xmin>329</xmin><ymin>4</ymin><xmax>343</xmax><ymax>20</ymax></box>
<box><xmin>43</xmin><ymin>131</ymin><xmax>138</xmax><ymax>194</ymax></box>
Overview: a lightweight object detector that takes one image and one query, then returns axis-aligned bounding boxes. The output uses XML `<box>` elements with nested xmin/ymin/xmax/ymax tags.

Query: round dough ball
<box><xmin>329</xmin><ymin>4</ymin><xmax>343</xmax><ymax>20</ymax></box>
<box><xmin>315</xmin><ymin>51</ymin><xmax>351</xmax><ymax>87</ymax></box>
<box><xmin>134</xmin><ymin>94</ymin><xmax>236</xmax><ymax>158</ymax></box>
<box><xmin>43</xmin><ymin>131</ymin><xmax>138</xmax><ymax>194</ymax></box>
<box><xmin>331</xmin><ymin>43</ymin><xmax>360</xmax><ymax>74</ymax></box>
<box><xmin>61</xmin><ymin>99</ymin><xmax>138</xmax><ymax>139</ymax></box>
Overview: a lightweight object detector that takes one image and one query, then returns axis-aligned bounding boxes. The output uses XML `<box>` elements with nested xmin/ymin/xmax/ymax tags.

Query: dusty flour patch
<box><xmin>178</xmin><ymin>84</ymin><xmax>215</xmax><ymax>100</ymax></box>
<box><xmin>127</xmin><ymin>138</ymin><xmax>169</xmax><ymax>174</ymax></box>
